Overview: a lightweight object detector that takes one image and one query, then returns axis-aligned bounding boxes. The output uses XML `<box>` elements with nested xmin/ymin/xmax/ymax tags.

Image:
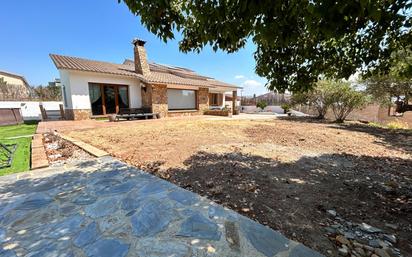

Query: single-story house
<box><xmin>50</xmin><ymin>39</ymin><xmax>241</xmax><ymax>120</ymax></box>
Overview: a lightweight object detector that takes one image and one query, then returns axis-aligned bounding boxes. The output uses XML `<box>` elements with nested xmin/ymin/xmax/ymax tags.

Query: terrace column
<box><xmin>232</xmin><ymin>90</ymin><xmax>238</xmax><ymax>115</ymax></box>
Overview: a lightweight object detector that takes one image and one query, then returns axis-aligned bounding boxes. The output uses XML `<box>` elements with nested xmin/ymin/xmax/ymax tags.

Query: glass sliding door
<box><xmin>89</xmin><ymin>84</ymin><xmax>103</xmax><ymax>115</ymax></box>
<box><xmin>104</xmin><ymin>86</ymin><xmax>117</xmax><ymax>114</ymax></box>
<box><xmin>88</xmin><ymin>83</ymin><xmax>129</xmax><ymax>115</ymax></box>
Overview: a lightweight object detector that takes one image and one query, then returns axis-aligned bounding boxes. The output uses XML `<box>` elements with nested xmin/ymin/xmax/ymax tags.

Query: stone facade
<box><xmin>197</xmin><ymin>87</ymin><xmax>209</xmax><ymax>114</ymax></box>
<box><xmin>65</xmin><ymin>109</ymin><xmax>92</xmax><ymax>120</ymax></box>
<box><xmin>151</xmin><ymin>84</ymin><xmax>168</xmax><ymax>118</ymax></box>
<box><xmin>141</xmin><ymin>83</ymin><xmax>152</xmax><ymax>109</ymax></box>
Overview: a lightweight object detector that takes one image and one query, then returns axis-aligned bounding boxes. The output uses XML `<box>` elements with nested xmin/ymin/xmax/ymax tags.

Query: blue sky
<box><xmin>0</xmin><ymin>0</ymin><xmax>268</xmax><ymax>96</ymax></box>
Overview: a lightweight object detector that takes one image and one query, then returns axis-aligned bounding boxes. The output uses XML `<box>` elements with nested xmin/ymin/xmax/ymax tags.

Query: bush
<box><xmin>330</xmin><ymin>82</ymin><xmax>368</xmax><ymax>123</ymax></box>
<box><xmin>386</xmin><ymin>121</ymin><xmax>409</xmax><ymax>130</ymax></box>
<box><xmin>291</xmin><ymin>80</ymin><xmax>334</xmax><ymax>119</ymax></box>
<box><xmin>281</xmin><ymin>103</ymin><xmax>291</xmax><ymax>113</ymax></box>
<box><xmin>256</xmin><ymin>100</ymin><xmax>268</xmax><ymax>110</ymax></box>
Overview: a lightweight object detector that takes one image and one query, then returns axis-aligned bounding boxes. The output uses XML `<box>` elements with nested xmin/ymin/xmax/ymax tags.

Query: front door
<box><xmin>89</xmin><ymin>83</ymin><xmax>129</xmax><ymax>115</ymax></box>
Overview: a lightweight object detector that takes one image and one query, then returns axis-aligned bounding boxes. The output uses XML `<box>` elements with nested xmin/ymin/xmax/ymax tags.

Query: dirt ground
<box><xmin>66</xmin><ymin>117</ymin><xmax>412</xmax><ymax>257</ymax></box>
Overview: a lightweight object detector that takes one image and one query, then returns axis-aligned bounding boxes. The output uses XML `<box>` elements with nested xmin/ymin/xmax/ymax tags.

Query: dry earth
<box><xmin>66</xmin><ymin>117</ymin><xmax>412</xmax><ymax>257</ymax></box>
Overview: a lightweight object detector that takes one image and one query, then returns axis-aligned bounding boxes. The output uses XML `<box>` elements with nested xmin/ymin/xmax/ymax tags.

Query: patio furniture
<box><xmin>115</xmin><ymin>108</ymin><xmax>158</xmax><ymax>121</ymax></box>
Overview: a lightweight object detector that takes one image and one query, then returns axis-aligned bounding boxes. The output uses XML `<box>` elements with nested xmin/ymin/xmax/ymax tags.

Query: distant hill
<box><xmin>241</xmin><ymin>92</ymin><xmax>291</xmax><ymax>106</ymax></box>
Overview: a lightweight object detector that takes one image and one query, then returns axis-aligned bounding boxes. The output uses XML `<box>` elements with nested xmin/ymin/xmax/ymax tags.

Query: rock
<box><xmin>15</xmin><ymin>194</ymin><xmax>53</xmax><ymax>210</ymax></box>
<box><xmin>137</xmin><ymin>238</ymin><xmax>191</xmax><ymax>257</ymax></box>
<box><xmin>368</xmin><ymin>239</ymin><xmax>381</xmax><ymax>248</ymax></box>
<box><xmin>359</xmin><ymin>223</ymin><xmax>382</xmax><ymax>234</ymax></box>
<box><xmin>131</xmin><ymin>200</ymin><xmax>176</xmax><ymax>237</ymax></box>
<box><xmin>374</xmin><ymin>248</ymin><xmax>391</xmax><ymax>257</ymax></box>
<box><xmin>382</xmin><ymin>234</ymin><xmax>396</xmax><ymax>244</ymax></box>
<box><xmin>240</xmin><ymin>217</ymin><xmax>289</xmax><ymax>257</ymax></box>
<box><xmin>49</xmin><ymin>214</ymin><xmax>85</xmax><ymax>239</ymax></box>
<box><xmin>225</xmin><ymin>221</ymin><xmax>240</xmax><ymax>251</ymax></box>
<box><xmin>84</xmin><ymin>238</ymin><xmax>129</xmax><ymax>257</ymax></box>
<box><xmin>72</xmin><ymin>194</ymin><xmax>97</xmax><ymax>205</ymax></box>
<box><xmin>384</xmin><ymin>223</ymin><xmax>398</xmax><ymax>230</ymax></box>
<box><xmin>327</xmin><ymin>210</ymin><xmax>337</xmax><ymax>217</ymax></box>
<box><xmin>338</xmin><ymin>247</ymin><xmax>349</xmax><ymax>256</ymax></box>
<box><xmin>177</xmin><ymin>213</ymin><xmax>221</xmax><ymax>240</ymax></box>
<box><xmin>168</xmin><ymin>190</ymin><xmax>198</xmax><ymax>206</ymax></box>
<box><xmin>336</xmin><ymin>235</ymin><xmax>350</xmax><ymax>245</ymax></box>
<box><xmin>354</xmin><ymin>247</ymin><xmax>365</xmax><ymax>256</ymax></box>
<box><xmin>85</xmin><ymin>197</ymin><xmax>119</xmax><ymax>218</ymax></box>
<box><xmin>289</xmin><ymin>244</ymin><xmax>325</xmax><ymax>257</ymax></box>
<box><xmin>73</xmin><ymin>222</ymin><xmax>99</xmax><ymax>248</ymax></box>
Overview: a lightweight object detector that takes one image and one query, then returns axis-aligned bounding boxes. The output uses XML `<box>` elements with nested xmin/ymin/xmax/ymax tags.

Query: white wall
<box><xmin>241</xmin><ymin>105</ymin><xmax>285</xmax><ymax>114</ymax></box>
<box><xmin>60</xmin><ymin>70</ymin><xmax>142</xmax><ymax>110</ymax></box>
<box><xmin>0</xmin><ymin>101</ymin><xmax>63</xmax><ymax>120</ymax></box>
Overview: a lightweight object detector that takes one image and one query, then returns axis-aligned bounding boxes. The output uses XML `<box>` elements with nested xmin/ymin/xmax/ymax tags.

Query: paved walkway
<box><xmin>0</xmin><ymin>157</ymin><xmax>323</xmax><ymax>257</ymax></box>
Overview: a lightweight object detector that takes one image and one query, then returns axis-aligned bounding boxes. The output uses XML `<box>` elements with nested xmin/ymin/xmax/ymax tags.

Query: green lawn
<box><xmin>0</xmin><ymin>122</ymin><xmax>37</xmax><ymax>176</ymax></box>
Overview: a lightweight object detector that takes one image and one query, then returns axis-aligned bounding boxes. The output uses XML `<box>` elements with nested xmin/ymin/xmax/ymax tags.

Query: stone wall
<box><xmin>197</xmin><ymin>87</ymin><xmax>209</xmax><ymax>113</ymax></box>
<box><xmin>151</xmin><ymin>84</ymin><xmax>168</xmax><ymax>118</ymax></box>
<box><xmin>141</xmin><ymin>84</ymin><xmax>152</xmax><ymax>110</ymax></box>
<box><xmin>65</xmin><ymin>109</ymin><xmax>92</xmax><ymax>120</ymax></box>
<box><xmin>204</xmin><ymin>109</ymin><xmax>232</xmax><ymax>117</ymax></box>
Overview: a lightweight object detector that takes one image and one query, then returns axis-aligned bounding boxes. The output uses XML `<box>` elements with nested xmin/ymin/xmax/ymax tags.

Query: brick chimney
<box><xmin>132</xmin><ymin>38</ymin><xmax>150</xmax><ymax>76</ymax></box>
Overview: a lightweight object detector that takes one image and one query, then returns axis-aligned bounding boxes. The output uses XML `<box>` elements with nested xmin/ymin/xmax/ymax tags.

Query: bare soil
<box><xmin>66</xmin><ymin>117</ymin><xmax>412</xmax><ymax>256</ymax></box>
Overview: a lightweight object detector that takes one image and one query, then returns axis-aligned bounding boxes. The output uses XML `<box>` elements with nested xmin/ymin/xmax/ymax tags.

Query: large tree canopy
<box><xmin>120</xmin><ymin>0</ymin><xmax>411</xmax><ymax>92</ymax></box>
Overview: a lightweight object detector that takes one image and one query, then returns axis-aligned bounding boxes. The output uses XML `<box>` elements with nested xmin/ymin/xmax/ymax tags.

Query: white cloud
<box><xmin>242</xmin><ymin>79</ymin><xmax>262</xmax><ymax>87</ymax></box>
<box><xmin>234</xmin><ymin>75</ymin><xmax>245</xmax><ymax>79</ymax></box>
<box><xmin>240</xmin><ymin>79</ymin><xmax>268</xmax><ymax>96</ymax></box>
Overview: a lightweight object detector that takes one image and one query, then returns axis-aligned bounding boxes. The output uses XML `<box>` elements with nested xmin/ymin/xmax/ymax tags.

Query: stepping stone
<box><xmin>49</xmin><ymin>214</ymin><xmax>85</xmax><ymax>239</ymax></box>
<box><xmin>138</xmin><ymin>238</ymin><xmax>191</xmax><ymax>257</ymax></box>
<box><xmin>84</xmin><ymin>238</ymin><xmax>129</xmax><ymax>257</ymax></box>
<box><xmin>97</xmin><ymin>181</ymin><xmax>136</xmax><ymax>196</ymax></box>
<box><xmin>177</xmin><ymin>213</ymin><xmax>221</xmax><ymax>240</ymax></box>
<box><xmin>15</xmin><ymin>194</ymin><xmax>53</xmax><ymax>210</ymax></box>
<box><xmin>74</xmin><ymin>222</ymin><xmax>99</xmax><ymax>248</ymax></box>
<box><xmin>0</xmin><ymin>228</ymin><xmax>6</xmax><ymax>243</ymax></box>
<box><xmin>289</xmin><ymin>244</ymin><xmax>325</xmax><ymax>257</ymax></box>
<box><xmin>121</xmin><ymin>191</ymin><xmax>146</xmax><ymax>212</ymax></box>
<box><xmin>208</xmin><ymin>205</ymin><xmax>227</xmax><ymax>219</ymax></box>
<box><xmin>168</xmin><ymin>190</ymin><xmax>198</xmax><ymax>206</ymax></box>
<box><xmin>131</xmin><ymin>200</ymin><xmax>176</xmax><ymax>237</ymax></box>
<box><xmin>85</xmin><ymin>197</ymin><xmax>119</xmax><ymax>218</ymax></box>
<box><xmin>240</xmin><ymin>217</ymin><xmax>290</xmax><ymax>257</ymax></box>
<box><xmin>72</xmin><ymin>194</ymin><xmax>97</xmax><ymax>205</ymax></box>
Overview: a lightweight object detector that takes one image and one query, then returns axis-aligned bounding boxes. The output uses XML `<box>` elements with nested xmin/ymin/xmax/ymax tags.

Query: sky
<box><xmin>0</xmin><ymin>0</ymin><xmax>269</xmax><ymax>96</ymax></box>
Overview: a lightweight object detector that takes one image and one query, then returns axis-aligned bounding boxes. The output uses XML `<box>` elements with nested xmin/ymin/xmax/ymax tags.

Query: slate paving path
<box><xmin>0</xmin><ymin>157</ymin><xmax>324</xmax><ymax>257</ymax></box>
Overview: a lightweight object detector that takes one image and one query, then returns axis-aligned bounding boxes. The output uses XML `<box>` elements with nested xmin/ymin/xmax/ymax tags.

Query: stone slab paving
<box><xmin>0</xmin><ymin>157</ymin><xmax>324</xmax><ymax>257</ymax></box>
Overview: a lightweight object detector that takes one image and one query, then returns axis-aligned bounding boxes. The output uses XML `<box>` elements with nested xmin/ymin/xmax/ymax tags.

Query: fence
<box><xmin>0</xmin><ymin>108</ymin><xmax>23</xmax><ymax>126</ymax></box>
<box><xmin>0</xmin><ymin>101</ymin><xmax>63</xmax><ymax>121</ymax></box>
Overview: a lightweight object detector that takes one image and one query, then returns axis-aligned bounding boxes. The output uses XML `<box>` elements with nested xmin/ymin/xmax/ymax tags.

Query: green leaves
<box><xmin>120</xmin><ymin>0</ymin><xmax>411</xmax><ymax>92</ymax></box>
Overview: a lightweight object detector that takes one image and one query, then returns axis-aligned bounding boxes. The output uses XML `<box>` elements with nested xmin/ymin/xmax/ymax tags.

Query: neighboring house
<box><xmin>0</xmin><ymin>70</ymin><xmax>32</xmax><ymax>100</ymax></box>
<box><xmin>50</xmin><ymin>39</ymin><xmax>241</xmax><ymax>120</ymax></box>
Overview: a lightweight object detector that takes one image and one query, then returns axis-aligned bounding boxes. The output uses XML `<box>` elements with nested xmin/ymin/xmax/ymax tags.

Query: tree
<box><xmin>31</xmin><ymin>84</ymin><xmax>62</xmax><ymax>101</ymax></box>
<box><xmin>365</xmin><ymin>46</ymin><xmax>412</xmax><ymax>113</ymax></box>
<box><xmin>291</xmin><ymin>80</ymin><xmax>334</xmax><ymax>119</ymax></box>
<box><xmin>256</xmin><ymin>100</ymin><xmax>268</xmax><ymax>110</ymax></box>
<box><xmin>330</xmin><ymin>82</ymin><xmax>368</xmax><ymax>123</ymax></box>
<box><xmin>120</xmin><ymin>0</ymin><xmax>411</xmax><ymax>92</ymax></box>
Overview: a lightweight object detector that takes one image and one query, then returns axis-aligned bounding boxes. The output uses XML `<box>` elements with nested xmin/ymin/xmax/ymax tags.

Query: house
<box><xmin>50</xmin><ymin>39</ymin><xmax>241</xmax><ymax>120</ymax></box>
<box><xmin>0</xmin><ymin>70</ymin><xmax>32</xmax><ymax>100</ymax></box>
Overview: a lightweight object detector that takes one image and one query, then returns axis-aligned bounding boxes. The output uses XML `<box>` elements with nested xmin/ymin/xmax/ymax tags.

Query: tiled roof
<box><xmin>50</xmin><ymin>54</ymin><xmax>240</xmax><ymax>89</ymax></box>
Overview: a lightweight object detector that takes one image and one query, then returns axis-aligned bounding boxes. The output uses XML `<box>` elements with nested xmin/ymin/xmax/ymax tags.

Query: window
<box><xmin>167</xmin><ymin>89</ymin><xmax>196</xmax><ymax>110</ymax></box>
<box><xmin>209</xmin><ymin>93</ymin><xmax>222</xmax><ymax>106</ymax></box>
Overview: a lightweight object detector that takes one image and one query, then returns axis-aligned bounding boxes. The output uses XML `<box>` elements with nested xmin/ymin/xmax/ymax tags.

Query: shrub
<box><xmin>291</xmin><ymin>80</ymin><xmax>334</xmax><ymax>119</ymax></box>
<box><xmin>256</xmin><ymin>100</ymin><xmax>268</xmax><ymax>110</ymax></box>
<box><xmin>330</xmin><ymin>82</ymin><xmax>368</xmax><ymax>123</ymax></box>
<box><xmin>281</xmin><ymin>103</ymin><xmax>291</xmax><ymax>113</ymax></box>
<box><xmin>386</xmin><ymin>121</ymin><xmax>409</xmax><ymax>130</ymax></box>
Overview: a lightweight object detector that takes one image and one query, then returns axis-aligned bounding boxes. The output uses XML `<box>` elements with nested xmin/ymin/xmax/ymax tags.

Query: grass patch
<box><xmin>0</xmin><ymin>122</ymin><xmax>37</xmax><ymax>139</ymax></box>
<box><xmin>0</xmin><ymin>122</ymin><xmax>38</xmax><ymax>176</ymax></box>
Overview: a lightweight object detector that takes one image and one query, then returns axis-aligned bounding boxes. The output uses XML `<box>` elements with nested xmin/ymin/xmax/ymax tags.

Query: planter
<box><xmin>108</xmin><ymin>114</ymin><xmax>117</xmax><ymax>122</ymax></box>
